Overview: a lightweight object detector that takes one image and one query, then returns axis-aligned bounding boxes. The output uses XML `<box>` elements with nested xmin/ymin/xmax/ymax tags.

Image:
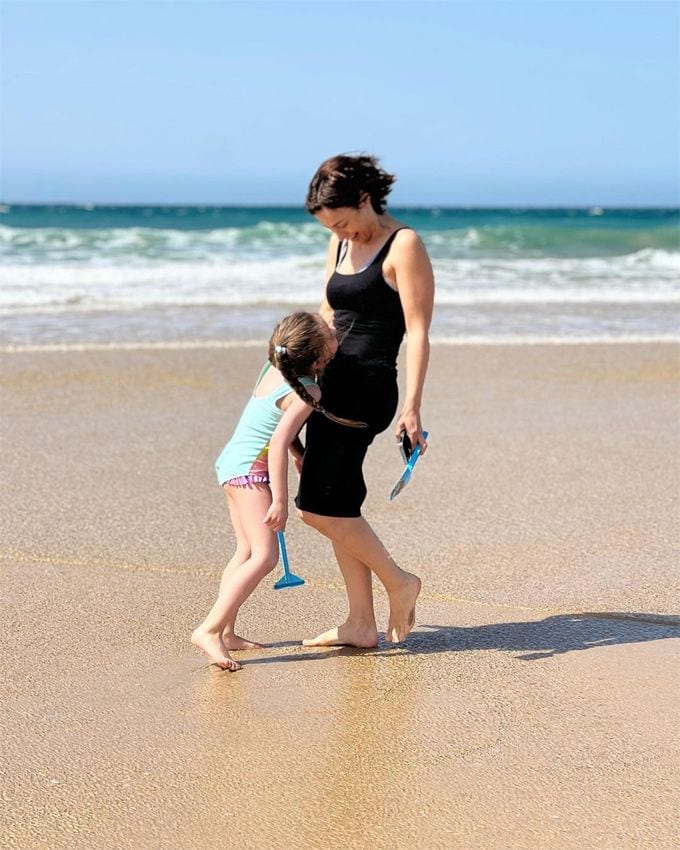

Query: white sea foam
<box><xmin>0</xmin><ymin>222</ymin><xmax>327</xmax><ymax>262</ymax></box>
<box><xmin>2</xmin><ymin>335</ymin><xmax>678</xmax><ymax>354</ymax></box>
<box><xmin>1</xmin><ymin>249</ymin><xmax>677</xmax><ymax>313</ymax></box>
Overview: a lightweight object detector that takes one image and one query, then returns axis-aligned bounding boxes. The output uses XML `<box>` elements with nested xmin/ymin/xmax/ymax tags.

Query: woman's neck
<box><xmin>354</xmin><ymin>213</ymin><xmax>396</xmax><ymax>245</ymax></box>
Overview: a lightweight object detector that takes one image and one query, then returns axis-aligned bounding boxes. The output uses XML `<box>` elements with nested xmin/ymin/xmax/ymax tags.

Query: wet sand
<box><xmin>1</xmin><ymin>342</ymin><xmax>679</xmax><ymax>849</ymax></box>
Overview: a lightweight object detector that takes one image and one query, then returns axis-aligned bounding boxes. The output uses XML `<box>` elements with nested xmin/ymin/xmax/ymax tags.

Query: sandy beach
<box><xmin>1</xmin><ymin>341</ymin><xmax>679</xmax><ymax>850</ymax></box>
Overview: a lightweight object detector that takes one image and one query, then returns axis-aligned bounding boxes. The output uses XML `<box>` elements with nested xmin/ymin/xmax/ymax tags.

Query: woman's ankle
<box><xmin>346</xmin><ymin>613</ymin><xmax>378</xmax><ymax>631</ymax></box>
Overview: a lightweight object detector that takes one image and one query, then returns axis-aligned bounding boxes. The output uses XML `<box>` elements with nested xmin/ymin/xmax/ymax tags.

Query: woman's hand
<box><xmin>395</xmin><ymin>407</ymin><xmax>427</xmax><ymax>455</ymax></box>
<box><xmin>288</xmin><ymin>438</ymin><xmax>305</xmax><ymax>477</ymax></box>
<box><xmin>263</xmin><ymin>501</ymin><xmax>288</xmax><ymax>532</ymax></box>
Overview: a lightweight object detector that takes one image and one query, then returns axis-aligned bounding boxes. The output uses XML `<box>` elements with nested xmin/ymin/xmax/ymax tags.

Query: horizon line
<box><xmin>2</xmin><ymin>201</ymin><xmax>679</xmax><ymax>211</ymax></box>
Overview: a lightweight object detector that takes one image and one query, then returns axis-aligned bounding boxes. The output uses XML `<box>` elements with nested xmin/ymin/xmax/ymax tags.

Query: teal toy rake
<box><xmin>389</xmin><ymin>430</ymin><xmax>429</xmax><ymax>500</ymax></box>
<box><xmin>273</xmin><ymin>531</ymin><xmax>305</xmax><ymax>589</ymax></box>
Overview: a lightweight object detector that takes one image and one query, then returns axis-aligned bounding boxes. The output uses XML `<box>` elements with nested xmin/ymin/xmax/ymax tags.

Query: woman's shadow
<box><xmin>246</xmin><ymin>612</ymin><xmax>679</xmax><ymax>665</ymax></box>
<box><xmin>404</xmin><ymin>612</ymin><xmax>680</xmax><ymax>661</ymax></box>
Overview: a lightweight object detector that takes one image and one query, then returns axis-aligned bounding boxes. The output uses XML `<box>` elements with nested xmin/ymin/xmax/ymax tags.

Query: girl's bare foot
<box><xmin>222</xmin><ymin>633</ymin><xmax>264</xmax><ymax>650</ymax></box>
<box><xmin>302</xmin><ymin>621</ymin><xmax>379</xmax><ymax>648</ymax></box>
<box><xmin>191</xmin><ymin>628</ymin><xmax>242</xmax><ymax>671</ymax></box>
<box><xmin>386</xmin><ymin>573</ymin><xmax>421</xmax><ymax>643</ymax></box>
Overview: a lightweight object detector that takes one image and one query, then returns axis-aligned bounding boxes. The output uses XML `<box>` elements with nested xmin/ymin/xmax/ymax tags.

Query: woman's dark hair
<box><xmin>269</xmin><ymin>312</ymin><xmax>367</xmax><ymax>428</ymax></box>
<box><xmin>305</xmin><ymin>154</ymin><xmax>396</xmax><ymax>215</ymax></box>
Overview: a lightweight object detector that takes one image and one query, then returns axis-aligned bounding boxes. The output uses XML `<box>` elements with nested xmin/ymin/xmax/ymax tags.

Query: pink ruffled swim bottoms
<box><xmin>224</xmin><ymin>474</ymin><xmax>270</xmax><ymax>488</ymax></box>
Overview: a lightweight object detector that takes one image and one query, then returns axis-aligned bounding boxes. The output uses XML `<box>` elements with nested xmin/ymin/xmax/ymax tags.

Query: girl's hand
<box><xmin>263</xmin><ymin>501</ymin><xmax>288</xmax><ymax>532</ymax></box>
<box><xmin>394</xmin><ymin>408</ymin><xmax>427</xmax><ymax>455</ymax></box>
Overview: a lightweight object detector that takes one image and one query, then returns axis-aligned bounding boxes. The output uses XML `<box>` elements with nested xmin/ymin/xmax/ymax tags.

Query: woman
<box><xmin>297</xmin><ymin>153</ymin><xmax>434</xmax><ymax>647</ymax></box>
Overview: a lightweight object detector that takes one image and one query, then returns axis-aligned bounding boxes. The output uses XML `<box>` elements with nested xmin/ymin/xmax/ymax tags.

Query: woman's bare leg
<box><xmin>302</xmin><ymin>541</ymin><xmax>379</xmax><ymax>648</ymax></box>
<box><xmin>300</xmin><ymin>512</ymin><xmax>420</xmax><ymax>645</ymax></box>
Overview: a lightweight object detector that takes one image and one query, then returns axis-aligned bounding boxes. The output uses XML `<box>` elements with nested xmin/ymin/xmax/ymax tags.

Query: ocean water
<box><xmin>1</xmin><ymin>205</ymin><xmax>678</xmax><ymax>347</ymax></box>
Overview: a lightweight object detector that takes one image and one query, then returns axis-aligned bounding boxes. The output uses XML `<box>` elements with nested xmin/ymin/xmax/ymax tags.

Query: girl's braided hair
<box><xmin>305</xmin><ymin>153</ymin><xmax>396</xmax><ymax>215</ymax></box>
<box><xmin>269</xmin><ymin>312</ymin><xmax>367</xmax><ymax>428</ymax></box>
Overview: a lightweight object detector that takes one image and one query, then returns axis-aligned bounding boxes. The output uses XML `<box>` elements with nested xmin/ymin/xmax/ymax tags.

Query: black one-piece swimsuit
<box><xmin>296</xmin><ymin>228</ymin><xmax>409</xmax><ymax>518</ymax></box>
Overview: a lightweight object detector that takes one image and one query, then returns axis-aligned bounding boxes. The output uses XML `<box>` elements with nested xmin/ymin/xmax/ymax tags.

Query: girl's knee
<box><xmin>253</xmin><ymin>549</ymin><xmax>279</xmax><ymax>575</ymax></box>
<box><xmin>264</xmin><ymin>551</ymin><xmax>279</xmax><ymax>574</ymax></box>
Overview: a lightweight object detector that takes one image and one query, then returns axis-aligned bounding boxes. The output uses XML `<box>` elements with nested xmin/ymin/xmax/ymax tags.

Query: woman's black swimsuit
<box><xmin>296</xmin><ymin>228</ymin><xmax>409</xmax><ymax>517</ymax></box>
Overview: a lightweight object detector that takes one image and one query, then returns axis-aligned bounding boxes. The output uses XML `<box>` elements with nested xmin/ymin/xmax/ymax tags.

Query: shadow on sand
<box><xmin>237</xmin><ymin>612</ymin><xmax>679</xmax><ymax>667</ymax></box>
<box><xmin>410</xmin><ymin>612</ymin><xmax>679</xmax><ymax>660</ymax></box>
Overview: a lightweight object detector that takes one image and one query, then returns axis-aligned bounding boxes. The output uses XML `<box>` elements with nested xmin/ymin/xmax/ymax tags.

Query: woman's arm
<box><xmin>263</xmin><ymin>387</ymin><xmax>321</xmax><ymax>531</ymax></box>
<box><xmin>387</xmin><ymin>229</ymin><xmax>435</xmax><ymax>452</ymax></box>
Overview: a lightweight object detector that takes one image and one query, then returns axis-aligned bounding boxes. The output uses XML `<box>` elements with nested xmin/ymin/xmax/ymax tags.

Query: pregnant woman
<box><xmin>297</xmin><ymin>153</ymin><xmax>434</xmax><ymax>647</ymax></box>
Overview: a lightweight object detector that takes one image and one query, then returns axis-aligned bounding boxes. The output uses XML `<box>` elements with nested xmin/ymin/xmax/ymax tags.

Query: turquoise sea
<box><xmin>1</xmin><ymin>205</ymin><xmax>678</xmax><ymax>347</ymax></box>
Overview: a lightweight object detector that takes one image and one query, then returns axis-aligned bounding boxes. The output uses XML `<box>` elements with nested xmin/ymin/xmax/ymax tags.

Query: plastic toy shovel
<box><xmin>273</xmin><ymin>531</ymin><xmax>305</xmax><ymax>589</ymax></box>
<box><xmin>389</xmin><ymin>430</ymin><xmax>429</xmax><ymax>501</ymax></box>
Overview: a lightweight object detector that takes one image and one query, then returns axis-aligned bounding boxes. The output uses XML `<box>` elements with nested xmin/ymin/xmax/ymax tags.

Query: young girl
<box><xmin>191</xmin><ymin>311</ymin><xmax>363</xmax><ymax>671</ymax></box>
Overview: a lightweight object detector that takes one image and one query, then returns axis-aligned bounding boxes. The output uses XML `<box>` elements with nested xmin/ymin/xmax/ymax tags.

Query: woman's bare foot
<box><xmin>386</xmin><ymin>573</ymin><xmax>421</xmax><ymax>643</ymax></box>
<box><xmin>191</xmin><ymin>628</ymin><xmax>242</xmax><ymax>671</ymax></box>
<box><xmin>222</xmin><ymin>632</ymin><xmax>264</xmax><ymax>650</ymax></box>
<box><xmin>302</xmin><ymin>620</ymin><xmax>379</xmax><ymax>648</ymax></box>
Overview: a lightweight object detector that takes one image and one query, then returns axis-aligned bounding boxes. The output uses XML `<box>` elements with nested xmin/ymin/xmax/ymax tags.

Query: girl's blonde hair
<box><xmin>269</xmin><ymin>312</ymin><xmax>367</xmax><ymax>428</ymax></box>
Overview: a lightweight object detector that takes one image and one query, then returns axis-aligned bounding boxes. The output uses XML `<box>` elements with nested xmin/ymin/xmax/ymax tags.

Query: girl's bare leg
<box><xmin>192</xmin><ymin>486</ymin><xmax>278</xmax><ymax>669</ymax></box>
<box><xmin>219</xmin><ymin>488</ymin><xmax>264</xmax><ymax>649</ymax></box>
<box><xmin>300</xmin><ymin>513</ymin><xmax>421</xmax><ymax>645</ymax></box>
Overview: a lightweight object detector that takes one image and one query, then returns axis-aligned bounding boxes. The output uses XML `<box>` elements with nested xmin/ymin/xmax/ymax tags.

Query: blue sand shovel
<box><xmin>273</xmin><ymin>531</ymin><xmax>305</xmax><ymax>589</ymax></box>
<box><xmin>389</xmin><ymin>430</ymin><xmax>429</xmax><ymax>501</ymax></box>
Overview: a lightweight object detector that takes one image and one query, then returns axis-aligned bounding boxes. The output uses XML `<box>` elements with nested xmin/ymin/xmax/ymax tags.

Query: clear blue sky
<box><xmin>1</xmin><ymin>0</ymin><xmax>678</xmax><ymax>205</ymax></box>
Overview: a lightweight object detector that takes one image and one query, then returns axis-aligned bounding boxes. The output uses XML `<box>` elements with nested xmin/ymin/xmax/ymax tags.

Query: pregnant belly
<box><xmin>320</xmin><ymin>356</ymin><xmax>399</xmax><ymax>434</ymax></box>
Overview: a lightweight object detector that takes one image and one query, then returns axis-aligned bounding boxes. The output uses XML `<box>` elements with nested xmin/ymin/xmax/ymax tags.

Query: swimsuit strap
<box><xmin>335</xmin><ymin>239</ymin><xmax>348</xmax><ymax>269</ymax></box>
<box><xmin>253</xmin><ymin>360</ymin><xmax>271</xmax><ymax>390</ymax></box>
<box><xmin>270</xmin><ymin>373</ymin><xmax>316</xmax><ymax>402</ymax></box>
<box><xmin>335</xmin><ymin>227</ymin><xmax>411</xmax><ymax>273</ymax></box>
<box><xmin>368</xmin><ymin>227</ymin><xmax>410</xmax><ymax>267</ymax></box>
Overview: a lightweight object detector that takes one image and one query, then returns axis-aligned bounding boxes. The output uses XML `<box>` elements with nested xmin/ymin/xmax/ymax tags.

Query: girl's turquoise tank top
<box><xmin>214</xmin><ymin>362</ymin><xmax>316</xmax><ymax>486</ymax></box>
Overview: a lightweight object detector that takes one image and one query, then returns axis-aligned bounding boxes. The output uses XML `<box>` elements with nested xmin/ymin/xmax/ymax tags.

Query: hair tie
<box><xmin>275</xmin><ymin>344</ymin><xmax>287</xmax><ymax>356</ymax></box>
